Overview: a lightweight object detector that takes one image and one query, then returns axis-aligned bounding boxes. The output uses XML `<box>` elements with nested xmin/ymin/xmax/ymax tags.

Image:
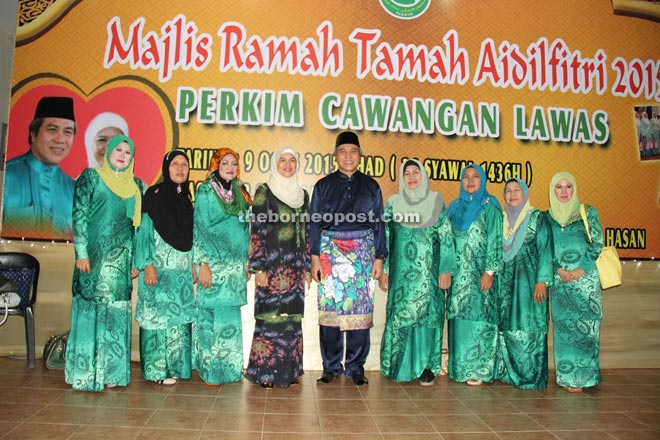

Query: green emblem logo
<box><xmin>379</xmin><ymin>0</ymin><xmax>431</xmax><ymax>20</ymax></box>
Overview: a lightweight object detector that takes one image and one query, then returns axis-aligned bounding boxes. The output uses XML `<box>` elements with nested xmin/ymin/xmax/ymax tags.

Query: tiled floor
<box><xmin>0</xmin><ymin>357</ymin><xmax>659</xmax><ymax>440</ymax></box>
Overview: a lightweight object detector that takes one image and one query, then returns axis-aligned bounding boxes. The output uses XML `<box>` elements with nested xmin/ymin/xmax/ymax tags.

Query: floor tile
<box><xmin>319</xmin><ymin>414</ymin><xmax>380</xmax><ymax>433</ymax></box>
<box><xmin>0</xmin><ymin>358</ymin><xmax>657</xmax><ymax>439</ymax></box>
<box><xmin>426</xmin><ymin>413</ymin><xmax>491</xmax><ymax>433</ymax></box>
<box><xmin>262</xmin><ymin>413</ymin><xmax>321</xmax><ymax>433</ymax></box>
<box><xmin>373</xmin><ymin>414</ymin><xmax>436</xmax><ymax>433</ymax></box>
<box><xmin>204</xmin><ymin>412</ymin><xmax>265</xmax><ymax>432</ymax></box>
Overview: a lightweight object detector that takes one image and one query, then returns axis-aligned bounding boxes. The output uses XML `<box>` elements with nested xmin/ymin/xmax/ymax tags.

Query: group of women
<box><xmin>380</xmin><ymin>161</ymin><xmax>603</xmax><ymax>393</ymax></box>
<box><xmin>62</xmin><ymin>134</ymin><xmax>603</xmax><ymax>394</ymax></box>
<box><xmin>64</xmin><ymin>136</ymin><xmax>309</xmax><ymax>391</ymax></box>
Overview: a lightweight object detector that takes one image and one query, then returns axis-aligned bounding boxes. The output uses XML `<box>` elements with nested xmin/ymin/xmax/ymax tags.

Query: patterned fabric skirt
<box><xmin>553</xmin><ymin>318</ymin><xmax>602</xmax><ymax>388</ymax></box>
<box><xmin>244</xmin><ymin>319</ymin><xmax>304</xmax><ymax>387</ymax></box>
<box><xmin>496</xmin><ymin>329</ymin><xmax>548</xmax><ymax>389</ymax></box>
<box><xmin>380</xmin><ymin>325</ymin><xmax>442</xmax><ymax>382</ymax></box>
<box><xmin>140</xmin><ymin>324</ymin><xmax>192</xmax><ymax>382</ymax></box>
<box><xmin>192</xmin><ymin>306</ymin><xmax>243</xmax><ymax>385</ymax></box>
<box><xmin>448</xmin><ymin>318</ymin><xmax>497</xmax><ymax>383</ymax></box>
<box><xmin>318</xmin><ymin>229</ymin><xmax>375</xmax><ymax>330</ymax></box>
<box><xmin>65</xmin><ymin>297</ymin><xmax>132</xmax><ymax>392</ymax></box>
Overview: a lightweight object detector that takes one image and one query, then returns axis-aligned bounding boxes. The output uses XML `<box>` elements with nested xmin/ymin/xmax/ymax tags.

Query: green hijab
<box><xmin>548</xmin><ymin>171</ymin><xmax>580</xmax><ymax>227</ymax></box>
<box><xmin>388</xmin><ymin>159</ymin><xmax>443</xmax><ymax>228</ymax></box>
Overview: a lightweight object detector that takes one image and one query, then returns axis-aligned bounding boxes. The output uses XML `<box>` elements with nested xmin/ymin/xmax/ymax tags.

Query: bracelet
<box><xmin>199</xmin><ymin>262</ymin><xmax>209</xmax><ymax>266</ymax></box>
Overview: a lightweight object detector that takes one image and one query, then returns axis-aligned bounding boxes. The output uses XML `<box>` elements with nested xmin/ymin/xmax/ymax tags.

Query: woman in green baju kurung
<box><xmin>447</xmin><ymin>164</ymin><xmax>503</xmax><ymax>386</ymax></box>
<box><xmin>496</xmin><ymin>178</ymin><xmax>553</xmax><ymax>389</ymax></box>
<box><xmin>135</xmin><ymin>150</ymin><xmax>196</xmax><ymax>386</ymax></box>
<box><xmin>379</xmin><ymin>159</ymin><xmax>456</xmax><ymax>386</ymax></box>
<box><xmin>546</xmin><ymin>172</ymin><xmax>603</xmax><ymax>393</ymax></box>
<box><xmin>193</xmin><ymin>148</ymin><xmax>251</xmax><ymax>385</ymax></box>
<box><xmin>65</xmin><ymin>135</ymin><xmax>143</xmax><ymax>392</ymax></box>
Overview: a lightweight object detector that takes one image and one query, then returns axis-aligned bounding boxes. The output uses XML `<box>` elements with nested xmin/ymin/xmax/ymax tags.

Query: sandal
<box><xmin>466</xmin><ymin>378</ymin><xmax>483</xmax><ymax>386</ymax></box>
<box><xmin>261</xmin><ymin>382</ymin><xmax>274</xmax><ymax>389</ymax></box>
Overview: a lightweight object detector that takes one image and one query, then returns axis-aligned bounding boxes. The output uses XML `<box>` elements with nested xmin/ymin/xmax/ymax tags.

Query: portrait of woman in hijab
<box><xmin>134</xmin><ymin>150</ymin><xmax>196</xmax><ymax>386</ymax></box>
<box><xmin>446</xmin><ymin>163</ymin><xmax>503</xmax><ymax>386</ymax></box>
<box><xmin>65</xmin><ymin>135</ymin><xmax>144</xmax><ymax>392</ymax></box>
<box><xmin>496</xmin><ymin>178</ymin><xmax>553</xmax><ymax>390</ymax></box>
<box><xmin>192</xmin><ymin>147</ymin><xmax>252</xmax><ymax>385</ymax></box>
<box><xmin>84</xmin><ymin>112</ymin><xmax>129</xmax><ymax>168</ymax></box>
<box><xmin>379</xmin><ymin>159</ymin><xmax>456</xmax><ymax>387</ymax></box>
<box><xmin>245</xmin><ymin>146</ymin><xmax>310</xmax><ymax>388</ymax></box>
<box><xmin>546</xmin><ymin>171</ymin><xmax>603</xmax><ymax>393</ymax></box>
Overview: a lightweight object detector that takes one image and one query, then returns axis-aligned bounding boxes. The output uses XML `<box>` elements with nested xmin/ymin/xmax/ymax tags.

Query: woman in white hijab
<box><xmin>245</xmin><ymin>146</ymin><xmax>311</xmax><ymax>388</ymax></box>
<box><xmin>84</xmin><ymin>112</ymin><xmax>129</xmax><ymax>168</ymax></box>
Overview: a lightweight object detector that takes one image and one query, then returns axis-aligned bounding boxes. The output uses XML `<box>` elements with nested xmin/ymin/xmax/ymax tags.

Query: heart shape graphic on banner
<box><xmin>6</xmin><ymin>78</ymin><xmax>173</xmax><ymax>186</ymax></box>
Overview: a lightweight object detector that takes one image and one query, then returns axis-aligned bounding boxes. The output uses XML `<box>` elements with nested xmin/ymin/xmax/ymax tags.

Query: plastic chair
<box><xmin>0</xmin><ymin>252</ymin><xmax>40</xmax><ymax>368</ymax></box>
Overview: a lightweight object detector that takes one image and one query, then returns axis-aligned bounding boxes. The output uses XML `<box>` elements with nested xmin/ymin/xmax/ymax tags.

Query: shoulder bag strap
<box><xmin>579</xmin><ymin>203</ymin><xmax>592</xmax><ymax>243</ymax></box>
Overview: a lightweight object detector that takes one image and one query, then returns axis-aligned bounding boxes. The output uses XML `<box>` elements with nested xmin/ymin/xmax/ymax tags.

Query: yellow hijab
<box><xmin>95</xmin><ymin>135</ymin><xmax>142</xmax><ymax>226</ymax></box>
<box><xmin>548</xmin><ymin>171</ymin><xmax>580</xmax><ymax>227</ymax></box>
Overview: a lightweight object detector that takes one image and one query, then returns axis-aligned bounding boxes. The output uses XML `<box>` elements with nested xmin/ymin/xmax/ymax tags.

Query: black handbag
<box><xmin>43</xmin><ymin>331</ymin><xmax>69</xmax><ymax>369</ymax></box>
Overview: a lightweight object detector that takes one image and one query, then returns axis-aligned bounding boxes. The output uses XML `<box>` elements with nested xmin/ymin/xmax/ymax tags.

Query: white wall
<box><xmin>0</xmin><ymin>1</ymin><xmax>18</xmax><ymax>213</ymax></box>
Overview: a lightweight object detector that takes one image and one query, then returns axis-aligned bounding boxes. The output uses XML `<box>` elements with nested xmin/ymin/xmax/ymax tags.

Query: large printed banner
<box><xmin>2</xmin><ymin>0</ymin><xmax>659</xmax><ymax>257</ymax></box>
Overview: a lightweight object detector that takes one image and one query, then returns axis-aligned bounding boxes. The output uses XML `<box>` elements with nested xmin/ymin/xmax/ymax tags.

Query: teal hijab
<box><xmin>448</xmin><ymin>164</ymin><xmax>501</xmax><ymax>231</ymax></box>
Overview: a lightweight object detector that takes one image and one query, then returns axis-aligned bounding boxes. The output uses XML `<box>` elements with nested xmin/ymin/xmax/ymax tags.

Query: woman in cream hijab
<box><xmin>379</xmin><ymin>159</ymin><xmax>456</xmax><ymax>386</ymax></box>
<box><xmin>496</xmin><ymin>178</ymin><xmax>553</xmax><ymax>390</ymax></box>
<box><xmin>546</xmin><ymin>171</ymin><xmax>603</xmax><ymax>393</ymax></box>
<box><xmin>245</xmin><ymin>146</ymin><xmax>310</xmax><ymax>388</ymax></box>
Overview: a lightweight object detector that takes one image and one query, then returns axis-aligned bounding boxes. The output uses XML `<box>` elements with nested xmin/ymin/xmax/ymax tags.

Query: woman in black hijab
<box><xmin>134</xmin><ymin>150</ymin><xmax>196</xmax><ymax>385</ymax></box>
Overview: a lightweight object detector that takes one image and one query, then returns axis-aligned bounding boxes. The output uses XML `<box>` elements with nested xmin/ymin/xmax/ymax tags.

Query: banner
<box><xmin>2</xmin><ymin>0</ymin><xmax>659</xmax><ymax>257</ymax></box>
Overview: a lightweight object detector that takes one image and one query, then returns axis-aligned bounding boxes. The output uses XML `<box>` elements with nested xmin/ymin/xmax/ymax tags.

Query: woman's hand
<box><xmin>198</xmin><ymin>263</ymin><xmax>212</xmax><ymax>288</ymax></box>
<box><xmin>131</xmin><ymin>268</ymin><xmax>139</xmax><ymax>279</ymax></box>
<box><xmin>557</xmin><ymin>268</ymin><xmax>571</xmax><ymax>282</ymax></box>
<box><xmin>533</xmin><ymin>282</ymin><xmax>547</xmax><ymax>303</ymax></box>
<box><xmin>144</xmin><ymin>264</ymin><xmax>158</xmax><ymax>285</ymax></box>
<box><xmin>76</xmin><ymin>258</ymin><xmax>91</xmax><ymax>273</ymax></box>
<box><xmin>379</xmin><ymin>273</ymin><xmax>389</xmax><ymax>291</ymax></box>
<box><xmin>311</xmin><ymin>256</ymin><xmax>323</xmax><ymax>283</ymax></box>
<box><xmin>480</xmin><ymin>272</ymin><xmax>493</xmax><ymax>291</ymax></box>
<box><xmin>438</xmin><ymin>273</ymin><xmax>451</xmax><ymax>290</ymax></box>
<box><xmin>255</xmin><ymin>272</ymin><xmax>268</xmax><ymax>288</ymax></box>
<box><xmin>570</xmin><ymin>268</ymin><xmax>586</xmax><ymax>281</ymax></box>
<box><xmin>371</xmin><ymin>259</ymin><xmax>384</xmax><ymax>280</ymax></box>
<box><xmin>558</xmin><ymin>267</ymin><xmax>585</xmax><ymax>282</ymax></box>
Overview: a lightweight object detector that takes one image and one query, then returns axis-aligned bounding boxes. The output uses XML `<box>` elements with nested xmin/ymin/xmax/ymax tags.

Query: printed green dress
<box><xmin>65</xmin><ymin>168</ymin><xmax>143</xmax><ymax>392</ymax></box>
<box><xmin>134</xmin><ymin>213</ymin><xmax>196</xmax><ymax>382</ymax></box>
<box><xmin>496</xmin><ymin>209</ymin><xmax>553</xmax><ymax>389</ymax></box>
<box><xmin>192</xmin><ymin>180</ymin><xmax>250</xmax><ymax>384</ymax></box>
<box><xmin>380</xmin><ymin>204</ymin><xmax>456</xmax><ymax>381</ymax></box>
<box><xmin>447</xmin><ymin>202</ymin><xmax>503</xmax><ymax>383</ymax></box>
<box><xmin>546</xmin><ymin>205</ymin><xmax>603</xmax><ymax>389</ymax></box>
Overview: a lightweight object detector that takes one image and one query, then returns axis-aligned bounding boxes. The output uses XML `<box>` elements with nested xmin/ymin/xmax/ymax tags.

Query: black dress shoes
<box><xmin>352</xmin><ymin>374</ymin><xmax>369</xmax><ymax>386</ymax></box>
<box><xmin>317</xmin><ymin>372</ymin><xmax>335</xmax><ymax>383</ymax></box>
